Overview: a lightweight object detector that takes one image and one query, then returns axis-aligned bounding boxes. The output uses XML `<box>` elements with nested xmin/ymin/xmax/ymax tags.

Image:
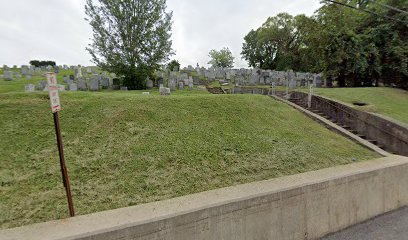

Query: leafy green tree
<box><xmin>167</xmin><ymin>60</ymin><xmax>180</xmax><ymax>71</ymax></box>
<box><xmin>361</xmin><ymin>0</ymin><xmax>408</xmax><ymax>88</ymax></box>
<box><xmin>29</xmin><ymin>60</ymin><xmax>56</xmax><ymax>67</ymax></box>
<box><xmin>85</xmin><ymin>0</ymin><xmax>173</xmax><ymax>89</ymax></box>
<box><xmin>208</xmin><ymin>47</ymin><xmax>235</xmax><ymax>68</ymax></box>
<box><xmin>241</xmin><ymin>0</ymin><xmax>407</xmax><ymax>88</ymax></box>
<box><xmin>241</xmin><ymin>13</ymin><xmax>311</xmax><ymax>71</ymax></box>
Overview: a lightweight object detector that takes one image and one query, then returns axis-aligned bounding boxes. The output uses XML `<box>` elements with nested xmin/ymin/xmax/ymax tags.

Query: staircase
<box><xmin>207</xmin><ymin>87</ymin><xmax>225</xmax><ymax>94</ymax></box>
<box><xmin>288</xmin><ymin>97</ymin><xmax>389</xmax><ymax>152</ymax></box>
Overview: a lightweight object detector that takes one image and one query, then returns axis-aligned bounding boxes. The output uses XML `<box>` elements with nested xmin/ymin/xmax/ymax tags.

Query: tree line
<box><xmin>241</xmin><ymin>0</ymin><xmax>408</xmax><ymax>89</ymax></box>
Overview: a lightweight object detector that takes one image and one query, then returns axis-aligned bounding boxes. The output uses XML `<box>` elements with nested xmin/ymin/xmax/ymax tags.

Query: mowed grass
<box><xmin>311</xmin><ymin>87</ymin><xmax>408</xmax><ymax>125</ymax></box>
<box><xmin>0</xmin><ymin>92</ymin><xmax>378</xmax><ymax>229</ymax></box>
<box><xmin>0</xmin><ymin>69</ymin><xmax>77</xmax><ymax>93</ymax></box>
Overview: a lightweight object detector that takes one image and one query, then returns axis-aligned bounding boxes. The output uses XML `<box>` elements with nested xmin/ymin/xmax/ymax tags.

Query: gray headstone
<box><xmin>4</xmin><ymin>71</ymin><xmax>13</xmax><ymax>81</ymax></box>
<box><xmin>21</xmin><ymin>65</ymin><xmax>29</xmax><ymax>75</ymax></box>
<box><xmin>90</xmin><ymin>79</ymin><xmax>99</xmax><ymax>91</ymax></box>
<box><xmin>169</xmin><ymin>79</ymin><xmax>176</xmax><ymax>91</ymax></box>
<box><xmin>25</xmin><ymin>84</ymin><xmax>35</xmax><ymax>92</ymax></box>
<box><xmin>146</xmin><ymin>79</ymin><xmax>154</xmax><ymax>89</ymax></box>
<box><xmin>100</xmin><ymin>77</ymin><xmax>110</xmax><ymax>89</ymax></box>
<box><xmin>78</xmin><ymin>79</ymin><xmax>87</xmax><ymax>91</ymax></box>
<box><xmin>69</xmin><ymin>83</ymin><xmax>78</xmax><ymax>91</ymax></box>
<box><xmin>178</xmin><ymin>81</ymin><xmax>184</xmax><ymax>90</ymax></box>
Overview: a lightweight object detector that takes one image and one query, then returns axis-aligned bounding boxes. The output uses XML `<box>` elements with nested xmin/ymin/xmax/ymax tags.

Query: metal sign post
<box><xmin>46</xmin><ymin>72</ymin><xmax>75</xmax><ymax>217</ymax></box>
<box><xmin>308</xmin><ymin>82</ymin><xmax>314</xmax><ymax>109</ymax></box>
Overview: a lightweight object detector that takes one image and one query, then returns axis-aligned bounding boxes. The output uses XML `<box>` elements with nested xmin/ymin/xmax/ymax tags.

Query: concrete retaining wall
<box><xmin>2</xmin><ymin>156</ymin><xmax>408</xmax><ymax>240</ymax></box>
<box><xmin>290</xmin><ymin>92</ymin><xmax>408</xmax><ymax>156</ymax></box>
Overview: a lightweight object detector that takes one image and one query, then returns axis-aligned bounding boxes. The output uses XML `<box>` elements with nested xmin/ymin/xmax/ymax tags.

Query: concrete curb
<box><xmin>270</xmin><ymin>95</ymin><xmax>391</xmax><ymax>157</ymax></box>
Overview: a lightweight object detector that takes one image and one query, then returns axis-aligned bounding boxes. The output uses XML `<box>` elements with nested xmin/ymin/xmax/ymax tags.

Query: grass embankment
<box><xmin>0</xmin><ymin>92</ymin><xmax>378</xmax><ymax>229</ymax></box>
<box><xmin>310</xmin><ymin>87</ymin><xmax>408</xmax><ymax>125</ymax></box>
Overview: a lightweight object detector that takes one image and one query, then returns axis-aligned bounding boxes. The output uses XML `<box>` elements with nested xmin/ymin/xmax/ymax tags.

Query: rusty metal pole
<box><xmin>53</xmin><ymin>111</ymin><xmax>75</xmax><ymax>217</ymax></box>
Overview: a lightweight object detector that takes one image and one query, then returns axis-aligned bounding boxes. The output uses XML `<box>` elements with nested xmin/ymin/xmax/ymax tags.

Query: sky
<box><xmin>0</xmin><ymin>0</ymin><xmax>321</xmax><ymax>68</ymax></box>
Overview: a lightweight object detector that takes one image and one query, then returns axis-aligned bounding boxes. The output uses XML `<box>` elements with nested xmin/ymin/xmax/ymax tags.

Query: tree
<box><xmin>167</xmin><ymin>60</ymin><xmax>180</xmax><ymax>71</ymax></box>
<box><xmin>29</xmin><ymin>60</ymin><xmax>56</xmax><ymax>67</ymax></box>
<box><xmin>85</xmin><ymin>0</ymin><xmax>173</xmax><ymax>89</ymax></box>
<box><xmin>208</xmin><ymin>47</ymin><xmax>235</xmax><ymax>68</ymax></box>
<box><xmin>241</xmin><ymin>13</ymin><xmax>311</xmax><ymax>71</ymax></box>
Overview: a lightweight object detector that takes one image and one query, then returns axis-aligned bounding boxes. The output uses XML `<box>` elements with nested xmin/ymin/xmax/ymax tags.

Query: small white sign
<box><xmin>46</xmin><ymin>73</ymin><xmax>61</xmax><ymax>113</ymax></box>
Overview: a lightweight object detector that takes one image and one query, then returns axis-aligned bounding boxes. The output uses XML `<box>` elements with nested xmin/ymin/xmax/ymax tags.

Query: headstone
<box><xmin>25</xmin><ymin>84</ymin><xmax>35</xmax><ymax>92</ymax></box>
<box><xmin>178</xmin><ymin>81</ymin><xmax>184</xmax><ymax>90</ymax></box>
<box><xmin>159</xmin><ymin>87</ymin><xmax>171</xmax><ymax>96</ymax></box>
<box><xmin>250</xmin><ymin>75</ymin><xmax>258</xmax><ymax>85</ymax></box>
<box><xmin>168</xmin><ymin>79</ymin><xmax>176</xmax><ymax>91</ymax></box>
<box><xmin>142</xmin><ymin>92</ymin><xmax>150</xmax><ymax>95</ymax></box>
<box><xmin>158</xmin><ymin>77</ymin><xmax>164</xmax><ymax>86</ymax></box>
<box><xmin>4</xmin><ymin>71</ymin><xmax>13</xmax><ymax>81</ymax></box>
<box><xmin>69</xmin><ymin>83</ymin><xmax>78</xmax><ymax>91</ymax></box>
<box><xmin>21</xmin><ymin>65</ymin><xmax>29</xmax><ymax>75</ymax></box>
<box><xmin>315</xmin><ymin>74</ymin><xmax>322</xmax><ymax>87</ymax></box>
<box><xmin>188</xmin><ymin>83</ymin><xmax>194</xmax><ymax>90</ymax></box>
<box><xmin>226</xmin><ymin>72</ymin><xmax>231</xmax><ymax>80</ymax></box>
<box><xmin>146</xmin><ymin>79</ymin><xmax>154</xmax><ymax>89</ymax></box>
<box><xmin>100</xmin><ymin>77</ymin><xmax>110</xmax><ymax>89</ymax></box>
<box><xmin>120</xmin><ymin>87</ymin><xmax>128</xmax><ymax>91</ymax></box>
<box><xmin>90</xmin><ymin>78</ymin><xmax>99</xmax><ymax>91</ymax></box>
<box><xmin>193</xmin><ymin>76</ymin><xmax>199</xmax><ymax>85</ymax></box>
<box><xmin>78</xmin><ymin>78</ymin><xmax>87</xmax><ymax>91</ymax></box>
<box><xmin>35</xmin><ymin>80</ymin><xmax>47</xmax><ymax>91</ymax></box>
<box><xmin>25</xmin><ymin>75</ymin><xmax>32</xmax><ymax>80</ymax></box>
<box><xmin>289</xmin><ymin>79</ymin><xmax>296</xmax><ymax>89</ymax></box>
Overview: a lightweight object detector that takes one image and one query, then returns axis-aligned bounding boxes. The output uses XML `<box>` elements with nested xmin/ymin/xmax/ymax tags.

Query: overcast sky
<box><xmin>0</xmin><ymin>0</ymin><xmax>321</xmax><ymax>68</ymax></box>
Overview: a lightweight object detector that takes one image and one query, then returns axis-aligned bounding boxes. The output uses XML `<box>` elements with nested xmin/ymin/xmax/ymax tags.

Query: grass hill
<box><xmin>0</xmin><ymin>91</ymin><xmax>378</xmax><ymax>229</ymax></box>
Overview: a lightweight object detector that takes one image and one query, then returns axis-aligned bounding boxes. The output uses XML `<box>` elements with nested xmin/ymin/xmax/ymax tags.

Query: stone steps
<box><xmin>297</xmin><ymin>105</ymin><xmax>387</xmax><ymax>150</ymax></box>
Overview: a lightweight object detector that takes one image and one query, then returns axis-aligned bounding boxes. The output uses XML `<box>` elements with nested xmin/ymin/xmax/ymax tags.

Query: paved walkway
<box><xmin>322</xmin><ymin>207</ymin><xmax>408</xmax><ymax>240</ymax></box>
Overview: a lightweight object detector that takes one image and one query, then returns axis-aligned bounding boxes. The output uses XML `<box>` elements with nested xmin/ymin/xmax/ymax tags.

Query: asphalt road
<box><xmin>322</xmin><ymin>207</ymin><xmax>408</xmax><ymax>240</ymax></box>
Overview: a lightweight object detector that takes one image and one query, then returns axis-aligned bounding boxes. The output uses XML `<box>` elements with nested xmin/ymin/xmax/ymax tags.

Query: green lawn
<box><xmin>310</xmin><ymin>87</ymin><xmax>408</xmax><ymax>125</ymax></box>
<box><xmin>0</xmin><ymin>69</ymin><xmax>75</xmax><ymax>93</ymax></box>
<box><xmin>0</xmin><ymin>90</ymin><xmax>378</xmax><ymax>229</ymax></box>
